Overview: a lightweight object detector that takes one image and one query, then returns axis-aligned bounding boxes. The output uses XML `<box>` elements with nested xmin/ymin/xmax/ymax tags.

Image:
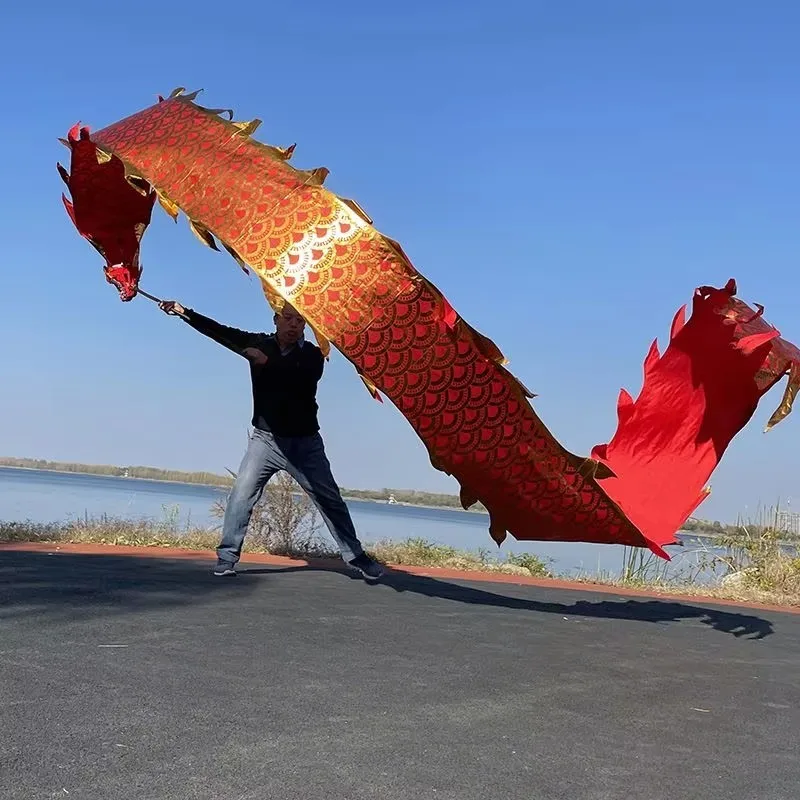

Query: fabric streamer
<box><xmin>57</xmin><ymin>90</ymin><xmax>800</xmax><ymax>559</ymax></box>
<box><xmin>592</xmin><ymin>279</ymin><xmax>800</xmax><ymax>550</ymax></box>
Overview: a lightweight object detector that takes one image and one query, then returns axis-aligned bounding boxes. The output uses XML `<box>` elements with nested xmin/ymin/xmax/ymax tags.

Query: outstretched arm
<box><xmin>159</xmin><ymin>300</ymin><xmax>263</xmax><ymax>361</ymax></box>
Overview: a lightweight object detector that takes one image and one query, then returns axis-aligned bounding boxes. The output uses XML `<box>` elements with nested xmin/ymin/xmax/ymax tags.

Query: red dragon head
<box><xmin>58</xmin><ymin>124</ymin><xmax>156</xmax><ymax>301</ymax></box>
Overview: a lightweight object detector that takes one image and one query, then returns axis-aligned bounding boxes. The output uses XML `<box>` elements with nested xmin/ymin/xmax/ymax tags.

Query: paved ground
<box><xmin>1</xmin><ymin>549</ymin><xmax>799</xmax><ymax>800</ymax></box>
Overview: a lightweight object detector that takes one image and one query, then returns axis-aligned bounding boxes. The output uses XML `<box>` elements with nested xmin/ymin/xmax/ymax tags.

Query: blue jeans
<box><xmin>217</xmin><ymin>428</ymin><xmax>365</xmax><ymax>565</ymax></box>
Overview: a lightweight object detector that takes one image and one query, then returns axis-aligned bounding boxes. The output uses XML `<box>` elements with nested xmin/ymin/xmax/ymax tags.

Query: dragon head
<box><xmin>103</xmin><ymin>263</ymin><xmax>142</xmax><ymax>302</ymax></box>
<box><xmin>58</xmin><ymin>124</ymin><xmax>156</xmax><ymax>301</ymax></box>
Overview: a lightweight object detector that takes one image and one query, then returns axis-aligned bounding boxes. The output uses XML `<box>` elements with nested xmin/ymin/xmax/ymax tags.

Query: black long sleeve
<box><xmin>182</xmin><ymin>309</ymin><xmax>325</xmax><ymax>437</ymax></box>
<box><xmin>183</xmin><ymin>309</ymin><xmax>260</xmax><ymax>355</ymax></box>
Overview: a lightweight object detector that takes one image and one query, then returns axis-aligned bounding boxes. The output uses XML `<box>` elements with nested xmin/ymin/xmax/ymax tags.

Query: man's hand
<box><xmin>159</xmin><ymin>300</ymin><xmax>186</xmax><ymax>317</ymax></box>
<box><xmin>242</xmin><ymin>347</ymin><xmax>268</xmax><ymax>367</ymax></box>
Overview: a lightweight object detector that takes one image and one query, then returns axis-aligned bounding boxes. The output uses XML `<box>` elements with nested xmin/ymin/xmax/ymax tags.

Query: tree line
<box><xmin>0</xmin><ymin>457</ymin><xmax>234</xmax><ymax>488</ymax></box>
<box><xmin>342</xmin><ymin>487</ymin><xmax>487</xmax><ymax>512</ymax></box>
<box><xmin>13</xmin><ymin>457</ymin><xmax>782</xmax><ymax>529</ymax></box>
<box><xmin>0</xmin><ymin>457</ymin><xmax>484</xmax><ymax>510</ymax></box>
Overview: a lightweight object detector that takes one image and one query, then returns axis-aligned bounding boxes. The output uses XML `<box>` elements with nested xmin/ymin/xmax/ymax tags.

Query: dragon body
<box><xmin>58</xmin><ymin>90</ymin><xmax>800</xmax><ymax>558</ymax></box>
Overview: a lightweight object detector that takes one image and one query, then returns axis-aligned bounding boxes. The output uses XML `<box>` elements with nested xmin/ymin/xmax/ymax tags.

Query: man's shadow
<box><xmin>240</xmin><ymin>564</ymin><xmax>775</xmax><ymax>640</ymax></box>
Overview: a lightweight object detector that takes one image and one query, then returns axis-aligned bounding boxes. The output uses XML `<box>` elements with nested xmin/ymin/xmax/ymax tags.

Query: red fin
<box><xmin>61</xmin><ymin>194</ymin><xmax>75</xmax><ymax>224</ymax></box>
<box><xmin>56</xmin><ymin>163</ymin><xmax>70</xmax><ymax>187</ymax></box>
<box><xmin>670</xmin><ymin>305</ymin><xmax>686</xmax><ymax>340</ymax></box>
<box><xmin>737</xmin><ymin>330</ymin><xmax>779</xmax><ymax>356</ymax></box>
<box><xmin>643</xmin><ymin>339</ymin><xmax>660</xmax><ymax>375</ymax></box>
<box><xmin>459</xmin><ymin>485</ymin><xmax>479</xmax><ymax>510</ymax></box>
<box><xmin>645</xmin><ymin>540</ymin><xmax>671</xmax><ymax>560</ymax></box>
<box><xmin>489</xmin><ymin>516</ymin><xmax>507</xmax><ymax>546</ymax></box>
<box><xmin>617</xmin><ymin>388</ymin><xmax>634</xmax><ymax>426</ymax></box>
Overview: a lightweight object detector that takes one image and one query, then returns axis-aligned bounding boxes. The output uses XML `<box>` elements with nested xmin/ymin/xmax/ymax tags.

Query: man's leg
<box><xmin>216</xmin><ymin>429</ymin><xmax>285</xmax><ymax>571</ymax></box>
<box><xmin>283</xmin><ymin>434</ymin><xmax>383</xmax><ymax>578</ymax></box>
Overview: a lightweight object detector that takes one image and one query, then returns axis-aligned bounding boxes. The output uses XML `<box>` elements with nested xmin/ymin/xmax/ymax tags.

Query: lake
<box><xmin>0</xmin><ymin>467</ymin><xmax>704</xmax><ymax>579</ymax></box>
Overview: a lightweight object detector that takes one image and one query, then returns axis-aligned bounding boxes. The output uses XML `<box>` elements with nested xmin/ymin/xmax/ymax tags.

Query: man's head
<box><xmin>274</xmin><ymin>304</ymin><xmax>306</xmax><ymax>346</ymax></box>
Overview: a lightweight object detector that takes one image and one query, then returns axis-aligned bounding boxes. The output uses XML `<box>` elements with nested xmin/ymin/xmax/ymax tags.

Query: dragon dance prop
<box><xmin>57</xmin><ymin>89</ymin><xmax>800</xmax><ymax>559</ymax></box>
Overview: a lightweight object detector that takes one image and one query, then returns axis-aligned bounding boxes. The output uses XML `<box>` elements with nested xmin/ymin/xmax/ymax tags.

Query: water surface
<box><xmin>0</xmin><ymin>467</ymin><xmax>703</xmax><ymax>578</ymax></box>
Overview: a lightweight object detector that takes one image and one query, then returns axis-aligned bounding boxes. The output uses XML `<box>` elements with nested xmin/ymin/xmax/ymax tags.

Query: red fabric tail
<box><xmin>593</xmin><ymin>280</ymin><xmax>800</xmax><ymax>550</ymax></box>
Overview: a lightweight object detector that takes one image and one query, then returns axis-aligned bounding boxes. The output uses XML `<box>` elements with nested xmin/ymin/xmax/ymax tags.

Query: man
<box><xmin>159</xmin><ymin>299</ymin><xmax>384</xmax><ymax>581</ymax></box>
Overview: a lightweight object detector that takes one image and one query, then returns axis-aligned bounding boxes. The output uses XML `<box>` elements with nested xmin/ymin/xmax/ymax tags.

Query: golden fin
<box><xmin>456</xmin><ymin>317</ymin><xmax>535</xmax><ymax>399</ymax></box>
<box><xmin>497</xmin><ymin>364</ymin><xmax>535</xmax><ymax>399</ymax></box>
<box><xmin>189</xmin><ymin>219</ymin><xmax>220</xmax><ymax>251</ymax></box>
<box><xmin>156</xmin><ymin>190</ymin><xmax>180</xmax><ymax>222</ymax></box>
<box><xmin>594</xmin><ymin>463</ymin><xmax>616</xmax><ymax>480</ymax></box>
<box><xmin>260</xmin><ymin>280</ymin><xmax>329</xmax><ymax>357</ymax></box>
<box><xmin>261</xmin><ymin>280</ymin><xmax>285</xmax><ymax>313</ymax></box>
<box><xmin>232</xmin><ymin>119</ymin><xmax>262</xmax><ymax>136</ymax></box>
<box><xmin>198</xmin><ymin>104</ymin><xmax>233</xmax><ymax>119</ymax></box>
<box><xmin>121</xmin><ymin>162</ymin><xmax>150</xmax><ymax>196</ymax></box>
<box><xmin>95</xmin><ymin>148</ymin><xmax>112</xmax><ymax>165</ymax></box>
<box><xmin>577</xmin><ymin>458</ymin><xmax>616</xmax><ymax>480</ymax></box>
<box><xmin>169</xmin><ymin>87</ymin><xmax>187</xmax><ymax>98</ymax></box>
<box><xmin>461</xmin><ymin>320</ymin><xmax>506</xmax><ymax>365</ymax></box>
<box><xmin>222</xmin><ymin>242</ymin><xmax>250</xmax><ymax>275</ymax></box>
<box><xmin>357</xmin><ymin>371</ymin><xmax>383</xmax><ymax>402</ymax></box>
<box><xmin>300</xmin><ymin>167</ymin><xmax>329</xmax><ymax>186</ymax></box>
<box><xmin>384</xmin><ymin>236</ymin><xmax>412</xmax><ymax>265</ymax></box>
<box><xmin>510</xmin><ymin>373</ymin><xmax>535</xmax><ymax>399</ymax></box>
<box><xmin>311</xmin><ymin>326</ymin><xmax>331</xmax><ymax>359</ymax></box>
<box><xmin>258</xmin><ymin>142</ymin><xmax>297</xmax><ymax>162</ymax></box>
<box><xmin>125</xmin><ymin>177</ymin><xmax>150</xmax><ymax>196</ymax></box>
<box><xmin>765</xmin><ymin>367</ymin><xmax>800</xmax><ymax>431</ymax></box>
<box><xmin>339</xmin><ymin>197</ymin><xmax>373</xmax><ymax>225</ymax></box>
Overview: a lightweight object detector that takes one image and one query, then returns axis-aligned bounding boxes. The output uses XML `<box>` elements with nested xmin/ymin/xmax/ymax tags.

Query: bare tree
<box><xmin>211</xmin><ymin>470</ymin><xmax>334</xmax><ymax>558</ymax></box>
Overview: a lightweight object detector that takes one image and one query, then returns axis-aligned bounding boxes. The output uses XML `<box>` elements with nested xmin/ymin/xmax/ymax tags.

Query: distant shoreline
<box><xmin>0</xmin><ymin>463</ymin><xmax>739</xmax><ymax>531</ymax></box>
<box><xmin>0</xmin><ymin>464</ymin><xmax>488</xmax><ymax>516</ymax></box>
<box><xmin>0</xmin><ymin>464</ymin><xmax>230</xmax><ymax>491</ymax></box>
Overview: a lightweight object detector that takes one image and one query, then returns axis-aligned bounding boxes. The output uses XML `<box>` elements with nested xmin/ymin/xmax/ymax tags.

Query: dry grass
<box><xmin>367</xmin><ymin>537</ymin><xmax>551</xmax><ymax>577</ymax></box>
<box><xmin>700</xmin><ymin>519</ymin><xmax>800</xmax><ymax>606</ymax></box>
<box><xmin>568</xmin><ymin>572</ymin><xmax>800</xmax><ymax>607</ymax></box>
<box><xmin>0</xmin><ymin>517</ymin><xmax>552</xmax><ymax>577</ymax></box>
<box><xmin>571</xmin><ymin>519</ymin><xmax>800</xmax><ymax>607</ymax></box>
<box><xmin>3</xmin><ymin>500</ymin><xmax>799</xmax><ymax>606</ymax></box>
<box><xmin>0</xmin><ymin>516</ymin><xmax>220</xmax><ymax>551</ymax></box>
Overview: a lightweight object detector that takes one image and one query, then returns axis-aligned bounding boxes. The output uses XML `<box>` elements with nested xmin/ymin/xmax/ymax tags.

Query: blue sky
<box><xmin>1</xmin><ymin>1</ymin><xmax>799</xmax><ymax>522</ymax></box>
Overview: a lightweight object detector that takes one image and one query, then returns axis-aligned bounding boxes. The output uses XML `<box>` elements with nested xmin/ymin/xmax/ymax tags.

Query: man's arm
<box><xmin>159</xmin><ymin>300</ymin><xmax>261</xmax><ymax>358</ymax></box>
<box><xmin>298</xmin><ymin>345</ymin><xmax>325</xmax><ymax>386</ymax></box>
<box><xmin>308</xmin><ymin>347</ymin><xmax>325</xmax><ymax>382</ymax></box>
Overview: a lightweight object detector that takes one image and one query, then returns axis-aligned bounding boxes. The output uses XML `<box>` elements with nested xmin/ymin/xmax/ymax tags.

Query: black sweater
<box><xmin>184</xmin><ymin>309</ymin><xmax>325</xmax><ymax>438</ymax></box>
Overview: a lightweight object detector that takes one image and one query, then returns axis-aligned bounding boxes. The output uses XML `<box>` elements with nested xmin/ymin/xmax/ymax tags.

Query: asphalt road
<box><xmin>2</xmin><ymin>550</ymin><xmax>799</xmax><ymax>800</ymax></box>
